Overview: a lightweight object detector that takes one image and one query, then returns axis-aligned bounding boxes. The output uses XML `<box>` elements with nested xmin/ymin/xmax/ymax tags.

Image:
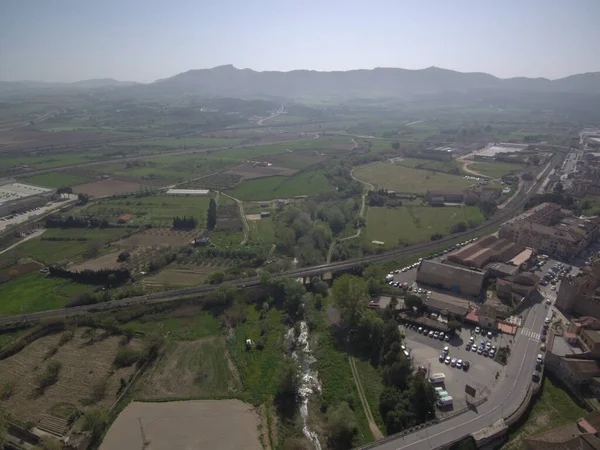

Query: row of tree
<box><xmin>46</xmin><ymin>215</ymin><xmax>109</xmax><ymax>229</ymax></box>
<box><xmin>49</xmin><ymin>266</ymin><xmax>130</xmax><ymax>286</ymax></box>
<box><xmin>172</xmin><ymin>216</ymin><xmax>197</xmax><ymax>230</ymax></box>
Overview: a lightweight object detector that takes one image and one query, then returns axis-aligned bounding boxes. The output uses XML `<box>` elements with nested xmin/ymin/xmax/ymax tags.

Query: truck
<box><xmin>437</xmin><ymin>396</ymin><xmax>453</xmax><ymax>407</ymax></box>
<box><xmin>429</xmin><ymin>373</ymin><xmax>446</xmax><ymax>384</ymax></box>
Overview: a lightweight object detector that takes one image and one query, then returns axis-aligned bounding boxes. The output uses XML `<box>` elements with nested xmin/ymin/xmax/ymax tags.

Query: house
<box><xmin>260</xmin><ymin>211</ymin><xmax>271</xmax><ymax>218</ymax></box>
<box><xmin>425</xmin><ymin>190</ymin><xmax>464</xmax><ymax>205</ymax></box>
<box><xmin>118</xmin><ymin>213</ymin><xmax>133</xmax><ymax>223</ymax></box>
<box><xmin>525</xmin><ymin>413</ymin><xmax>600</xmax><ymax>450</ymax></box>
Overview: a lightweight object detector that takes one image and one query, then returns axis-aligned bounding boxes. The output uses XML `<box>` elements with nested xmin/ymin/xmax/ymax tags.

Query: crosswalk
<box><xmin>545</xmin><ymin>293</ymin><xmax>557</xmax><ymax>303</ymax></box>
<box><xmin>521</xmin><ymin>328</ymin><xmax>540</xmax><ymax>341</ymax></box>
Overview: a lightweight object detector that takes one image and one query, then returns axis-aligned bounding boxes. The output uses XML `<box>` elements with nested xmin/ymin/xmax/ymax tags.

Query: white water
<box><xmin>288</xmin><ymin>321</ymin><xmax>322</xmax><ymax>450</ymax></box>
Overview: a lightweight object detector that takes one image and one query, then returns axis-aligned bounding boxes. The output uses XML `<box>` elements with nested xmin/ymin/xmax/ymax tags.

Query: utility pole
<box><xmin>138</xmin><ymin>417</ymin><xmax>150</xmax><ymax>449</ymax></box>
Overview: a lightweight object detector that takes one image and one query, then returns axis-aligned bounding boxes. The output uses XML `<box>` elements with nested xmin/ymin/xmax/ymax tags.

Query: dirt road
<box><xmin>0</xmin><ymin>229</ymin><xmax>46</xmax><ymax>255</ymax></box>
<box><xmin>349</xmin><ymin>357</ymin><xmax>384</xmax><ymax>440</ymax></box>
<box><xmin>220</xmin><ymin>192</ymin><xmax>249</xmax><ymax>244</ymax></box>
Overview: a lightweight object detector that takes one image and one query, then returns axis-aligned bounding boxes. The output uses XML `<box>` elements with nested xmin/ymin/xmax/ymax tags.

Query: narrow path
<box><xmin>458</xmin><ymin>158</ymin><xmax>487</xmax><ymax>178</ymax></box>
<box><xmin>349</xmin><ymin>356</ymin><xmax>384</xmax><ymax>440</ymax></box>
<box><xmin>0</xmin><ymin>229</ymin><xmax>46</xmax><ymax>255</ymax></box>
<box><xmin>220</xmin><ymin>192</ymin><xmax>249</xmax><ymax>244</ymax></box>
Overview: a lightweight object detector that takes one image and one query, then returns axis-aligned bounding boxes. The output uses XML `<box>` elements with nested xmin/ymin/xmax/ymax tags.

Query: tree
<box><xmin>553</xmin><ymin>182</ymin><xmax>564</xmax><ymax>194</ymax></box>
<box><xmin>77</xmin><ymin>193</ymin><xmax>89</xmax><ymax>205</ymax></box>
<box><xmin>275</xmin><ymin>358</ymin><xmax>299</xmax><ymax>419</ymax></box>
<box><xmin>209</xmin><ymin>271</ymin><xmax>225</xmax><ymax>284</ymax></box>
<box><xmin>81</xmin><ymin>407</ymin><xmax>108</xmax><ymax>440</ymax></box>
<box><xmin>331</xmin><ymin>274</ymin><xmax>370</xmax><ymax>325</ymax></box>
<box><xmin>409</xmin><ymin>371</ymin><xmax>437</xmax><ymax>422</ymax></box>
<box><xmin>447</xmin><ymin>319</ymin><xmax>462</xmax><ymax>335</ymax></box>
<box><xmin>404</xmin><ymin>294</ymin><xmax>423</xmax><ymax>312</ymax></box>
<box><xmin>117</xmin><ymin>251</ymin><xmax>130</xmax><ymax>262</ymax></box>
<box><xmin>327</xmin><ymin>402</ymin><xmax>358</xmax><ymax>450</ymax></box>
<box><xmin>391</xmin><ymin>142</ymin><xmax>400</xmax><ymax>151</ymax></box>
<box><xmin>207</xmin><ymin>198</ymin><xmax>217</xmax><ymax>230</ymax></box>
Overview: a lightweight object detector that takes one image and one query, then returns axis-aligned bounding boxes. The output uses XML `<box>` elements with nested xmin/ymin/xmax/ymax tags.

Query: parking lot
<box><xmin>0</xmin><ymin>195</ymin><xmax>77</xmax><ymax>233</ymax></box>
<box><xmin>399</xmin><ymin>322</ymin><xmax>512</xmax><ymax>413</ymax></box>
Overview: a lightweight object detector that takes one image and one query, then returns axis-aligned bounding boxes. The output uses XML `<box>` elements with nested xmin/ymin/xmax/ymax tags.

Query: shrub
<box><xmin>112</xmin><ymin>348</ymin><xmax>141</xmax><ymax>368</ymax></box>
<box><xmin>36</xmin><ymin>360</ymin><xmax>62</xmax><ymax>391</ymax></box>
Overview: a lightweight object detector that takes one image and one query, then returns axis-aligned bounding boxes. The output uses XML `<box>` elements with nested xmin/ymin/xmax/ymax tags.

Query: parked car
<box><xmin>474</xmin><ymin>327</ymin><xmax>480</xmax><ymax>334</ymax></box>
<box><xmin>451</xmin><ymin>358</ymin><xmax>457</xmax><ymax>367</ymax></box>
<box><xmin>456</xmin><ymin>359</ymin><xmax>463</xmax><ymax>369</ymax></box>
<box><xmin>445</xmin><ymin>357</ymin><xmax>451</xmax><ymax>365</ymax></box>
<box><xmin>537</xmin><ymin>354</ymin><xmax>544</xmax><ymax>364</ymax></box>
<box><xmin>462</xmin><ymin>361</ymin><xmax>470</xmax><ymax>371</ymax></box>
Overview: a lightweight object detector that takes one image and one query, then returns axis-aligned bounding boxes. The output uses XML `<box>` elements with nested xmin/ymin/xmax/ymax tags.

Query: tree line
<box><xmin>49</xmin><ymin>266</ymin><xmax>130</xmax><ymax>286</ymax></box>
<box><xmin>46</xmin><ymin>215</ymin><xmax>109</xmax><ymax>229</ymax></box>
<box><xmin>172</xmin><ymin>216</ymin><xmax>197</xmax><ymax>230</ymax></box>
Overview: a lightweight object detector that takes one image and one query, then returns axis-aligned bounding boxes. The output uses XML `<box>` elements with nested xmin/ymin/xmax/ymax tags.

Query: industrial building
<box><xmin>416</xmin><ymin>260</ymin><xmax>486</xmax><ymax>297</ymax></box>
<box><xmin>0</xmin><ymin>179</ymin><xmax>54</xmax><ymax>217</ymax></box>
<box><xmin>447</xmin><ymin>235</ymin><xmax>526</xmax><ymax>269</ymax></box>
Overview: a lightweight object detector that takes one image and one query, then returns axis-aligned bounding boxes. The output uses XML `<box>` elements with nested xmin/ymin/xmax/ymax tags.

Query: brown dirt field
<box><xmin>225</xmin><ymin>163</ymin><xmax>297</xmax><ymax>179</ymax></box>
<box><xmin>115</xmin><ymin>228</ymin><xmax>197</xmax><ymax>247</ymax></box>
<box><xmin>69</xmin><ymin>250</ymin><xmax>122</xmax><ymax>271</ymax></box>
<box><xmin>137</xmin><ymin>337</ymin><xmax>241</xmax><ymax>399</ymax></box>
<box><xmin>142</xmin><ymin>265</ymin><xmax>221</xmax><ymax>287</ymax></box>
<box><xmin>72</xmin><ymin>179</ymin><xmax>143</xmax><ymax>197</ymax></box>
<box><xmin>101</xmin><ymin>400</ymin><xmax>262</xmax><ymax>450</ymax></box>
<box><xmin>0</xmin><ymin>328</ymin><xmax>139</xmax><ymax>425</ymax></box>
<box><xmin>245</xmin><ymin>214</ymin><xmax>261</xmax><ymax>221</ymax></box>
<box><xmin>0</xmin><ymin>261</ymin><xmax>43</xmax><ymax>283</ymax></box>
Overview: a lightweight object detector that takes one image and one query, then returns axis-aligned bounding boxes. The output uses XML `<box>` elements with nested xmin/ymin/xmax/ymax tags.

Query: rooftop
<box><xmin>582</xmin><ymin>329</ymin><xmax>600</xmax><ymax>345</ymax></box>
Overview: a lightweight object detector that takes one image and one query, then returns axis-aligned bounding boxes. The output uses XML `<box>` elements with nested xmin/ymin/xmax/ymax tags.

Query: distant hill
<box><xmin>145</xmin><ymin>65</ymin><xmax>600</xmax><ymax>99</ymax></box>
<box><xmin>2</xmin><ymin>66</ymin><xmax>600</xmax><ymax>99</ymax></box>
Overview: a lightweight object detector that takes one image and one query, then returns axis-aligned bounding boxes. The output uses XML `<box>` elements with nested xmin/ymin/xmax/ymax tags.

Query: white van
<box><xmin>437</xmin><ymin>396</ymin><xmax>453</xmax><ymax>407</ymax></box>
<box><xmin>429</xmin><ymin>373</ymin><xmax>446</xmax><ymax>384</ymax></box>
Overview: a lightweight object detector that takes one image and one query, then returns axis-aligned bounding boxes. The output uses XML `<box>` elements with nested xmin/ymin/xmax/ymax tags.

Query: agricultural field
<box><xmin>265</xmin><ymin>147</ymin><xmax>349</xmax><ymax>170</ymax></box>
<box><xmin>76</xmin><ymin>194</ymin><xmax>213</xmax><ymax>227</ymax></box>
<box><xmin>142</xmin><ymin>265</ymin><xmax>223</xmax><ymax>287</ymax></box>
<box><xmin>72</xmin><ymin>179</ymin><xmax>144</xmax><ymax>197</ymax></box>
<box><xmin>123</xmin><ymin>308</ymin><xmax>221</xmax><ymax>340</ymax></box>
<box><xmin>0</xmin><ymin>272</ymin><xmax>91</xmax><ymax>315</ymax></box>
<box><xmin>102</xmin><ymin>400</ymin><xmax>262</xmax><ymax>450</ymax></box>
<box><xmin>354</xmin><ymin>162</ymin><xmax>473</xmax><ymax>194</ymax></box>
<box><xmin>114</xmin><ymin>228</ymin><xmax>198</xmax><ymax>247</ymax></box>
<box><xmin>365</xmin><ymin>205</ymin><xmax>484</xmax><ymax>247</ymax></box>
<box><xmin>247</xmin><ymin>216</ymin><xmax>275</xmax><ymax>244</ymax></box>
<box><xmin>137</xmin><ymin>337</ymin><xmax>241</xmax><ymax>399</ymax></box>
<box><xmin>226</xmin><ymin>169</ymin><xmax>333</xmax><ymax>201</ymax></box>
<box><xmin>21</xmin><ymin>172</ymin><xmax>92</xmax><ymax>188</ymax></box>
<box><xmin>395</xmin><ymin>158</ymin><xmax>462</xmax><ymax>174</ymax></box>
<box><xmin>468</xmin><ymin>161</ymin><xmax>526</xmax><ymax>178</ymax></box>
<box><xmin>0</xmin><ymin>328</ymin><xmax>140</xmax><ymax>428</ymax></box>
<box><xmin>0</xmin><ymin>152</ymin><xmax>107</xmax><ymax>171</ymax></box>
<box><xmin>180</xmin><ymin>173</ymin><xmax>242</xmax><ymax>190</ymax></box>
<box><xmin>225</xmin><ymin>162</ymin><xmax>298</xmax><ymax>179</ymax></box>
<box><xmin>117</xmin><ymin>136</ymin><xmax>244</xmax><ymax>148</ymax></box>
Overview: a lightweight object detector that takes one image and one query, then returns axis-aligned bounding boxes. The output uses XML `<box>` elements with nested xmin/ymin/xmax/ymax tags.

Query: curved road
<box><xmin>370</xmin><ymin>293</ymin><xmax>547</xmax><ymax>450</ymax></box>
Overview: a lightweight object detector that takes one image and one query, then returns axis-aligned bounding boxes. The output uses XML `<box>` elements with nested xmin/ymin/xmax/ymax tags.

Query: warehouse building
<box><xmin>0</xmin><ymin>179</ymin><xmax>54</xmax><ymax>217</ymax></box>
<box><xmin>416</xmin><ymin>260</ymin><xmax>487</xmax><ymax>297</ymax></box>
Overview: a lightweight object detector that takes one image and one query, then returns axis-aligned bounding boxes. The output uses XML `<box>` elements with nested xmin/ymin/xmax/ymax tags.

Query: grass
<box><xmin>505</xmin><ymin>376</ymin><xmax>589</xmax><ymax>449</ymax></box>
<box><xmin>118</xmin><ymin>137</ymin><xmax>244</xmax><ymax>148</ymax></box>
<box><xmin>43</xmin><ymin>227</ymin><xmax>135</xmax><ymax>241</ymax></box>
<box><xmin>354</xmin><ymin>162</ymin><xmax>473</xmax><ymax>194</ymax></box>
<box><xmin>227</xmin><ymin>305</ymin><xmax>286</xmax><ymax>406</ymax></box>
<box><xmin>0</xmin><ymin>272</ymin><xmax>91</xmax><ymax>316</ymax></box>
<box><xmin>122</xmin><ymin>312</ymin><xmax>221</xmax><ymax>340</ymax></box>
<box><xmin>469</xmin><ymin>161</ymin><xmax>526</xmax><ymax>178</ymax></box>
<box><xmin>77</xmin><ymin>194</ymin><xmax>212</xmax><ymax>227</ymax></box>
<box><xmin>395</xmin><ymin>158</ymin><xmax>462</xmax><ymax>174</ymax></box>
<box><xmin>365</xmin><ymin>205</ymin><xmax>484</xmax><ymax>248</ymax></box>
<box><xmin>0</xmin><ymin>152</ymin><xmax>106</xmax><ymax>171</ymax></box>
<box><xmin>21</xmin><ymin>172</ymin><xmax>91</xmax><ymax>188</ymax></box>
<box><xmin>226</xmin><ymin>169</ymin><xmax>333</xmax><ymax>201</ymax></box>
<box><xmin>248</xmin><ymin>217</ymin><xmax>275</xmax><ymax>244</ymax></box>
<box><xmin>313</xmin><ymin>298</ymin><xmax>374</xmax><ymax>445</ymax></box>
<box><xmin>353</xmin><ymin>358</ymin><xmax>386</xmax><ymax>433</ymax></box>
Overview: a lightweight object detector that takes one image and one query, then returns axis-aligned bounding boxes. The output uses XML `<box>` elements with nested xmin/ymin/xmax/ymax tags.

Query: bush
<box><xmin>36</xmin><ymin>360</ymin><xmax>62</xmax><ymax>390</ymax></box>
<box><xmin>117</xmin><ymin>252</ymin><xmax>130</xmax><ymax>262</ymax></box>
<box><xmin>90</xmin><ymin>379</ymin><xmax>108</xmax><ymax>403</ymax></box>
<box><xmin>112</xmin><ymin>348</ymin><xmax>141</xmax><ymax>368</ymax></box>
<box><xmin>81</xmin><ymin>407</ymin><xmax>108</xmax><ymax>440</ymax></box>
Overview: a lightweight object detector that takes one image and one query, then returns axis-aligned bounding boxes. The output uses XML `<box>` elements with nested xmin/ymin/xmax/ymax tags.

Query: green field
<box><xmin>227</xmin><ymin>305</ymin><xmax>285</xmax><ymax>405</ymax></box>
<box><xmin>0</xmin><ymin>272</ymin><xmax>91</xmax><ymax>316</ymax></box>
<box><xmin>21</xmin><ymin>172</ymin><xmax>91</xmax><ymax>188</ymax></box>
<box><xmin>395</xmin><ymin>158</ymin><xmax>461</xmax><ymax>174</ymax></box>
<box><xmin>354</xmin><ymin>163</ymin><xmax>472</xmax><ymax>194</ymax></box>
<box><xmin>354</xmin><ymin>358</ymin><xmax>385</xmax><ymax>433</ymax></box>
<box><xmin>248</xmin><ymin>217</ymin><xmax>275</xmax><ymax>243</ymax></box>
<box><xmin>118</xmin><ymin>137</ymin><xmax>243</xmax><ymax>148</ymax></box>
<box><xmin>469</xmin><ymin>161</ymin><xmax>526</xmax><ymax>178</ymax></box>
<box><xmin>43</xmin><ymin>227</ymin><xmax>135</xmax><ymax>241</ymax></box>
<box><xmin>365</xmin><ymin>205</ymin><xmax>484</xmax><ymax>247</ymax></box>
<box><xmin>505</xmin><ymin>376</ymin><xmax>588</xmax><ymax>449</ymax></box>
<box><xmin>226</xmin><ymin>169</ymin><xmax>333</xmax><ymax>201</ymax></box>
<box><xmin>123</xmin><ymin>312</ymin><xmax>221</xmax><ymax>340</ymax></box>
<box><xmin>0</xmin><ymin>152</ymin><xmax>106</xmax><ymax>171</ymax></box>
<box><xmin>77</xmin><ymin>194</ymin><xmax>213</xmax><ymax>226</ymax></box>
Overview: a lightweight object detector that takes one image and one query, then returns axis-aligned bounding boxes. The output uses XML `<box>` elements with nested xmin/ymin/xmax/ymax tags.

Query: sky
<box><xmin>1</xmin><ymin>0</ymin><xmax>599</xmax><ymax>83</ymax></box>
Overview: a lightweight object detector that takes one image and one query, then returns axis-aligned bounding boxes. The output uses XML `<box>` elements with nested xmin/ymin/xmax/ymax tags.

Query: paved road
<box><xmin>371</xmin><ymin>293</ymin><xmax>549</xmax><ymax>450</ymax></box>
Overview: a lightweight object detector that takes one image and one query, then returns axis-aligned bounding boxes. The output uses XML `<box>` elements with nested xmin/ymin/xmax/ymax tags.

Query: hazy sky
<box><xmin>1</xmin><ymin>0</ymin><xmax>599</xmax><ymax>82</ymax></box>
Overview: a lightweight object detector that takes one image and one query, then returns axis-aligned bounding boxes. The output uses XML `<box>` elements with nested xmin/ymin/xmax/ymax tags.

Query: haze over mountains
<box><xmin>3</xmin><ymin>65</ymin><xmax>600</xmax><ymax>99</ymax></box>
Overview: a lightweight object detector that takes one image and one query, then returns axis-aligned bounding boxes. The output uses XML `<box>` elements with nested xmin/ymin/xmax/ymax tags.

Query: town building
<box><xmin>496</xmin><ymin>273</ymin><xmax>540</xmax><ymax>303</ymax></box>
<box><xmin>499</xmin><ymin>202</ymin><xmax>600</xmax><ymax>260</ymax></box>
<box><xmin>555</xmin><ymin>260</ymin><xmax>600</xmax><ymax>316</ymax></box>
<box><xmin>447</xmin><ymin>235</ymin><xmax>526</xmax><ymax>269</ymax></box>
<box><xmin>416</xmin><ymin>260</ymin><xmax>486</xmax><ymax>297</ymax></box>
<box><xmin>0</xmin><ymin>179</ymin><xmax>54</xmax><ymax>217</ymax></box>
<box><xmin>525</xmin><ymin>413</ymin><xmax>600</xmax><ymax>450</ymax></box>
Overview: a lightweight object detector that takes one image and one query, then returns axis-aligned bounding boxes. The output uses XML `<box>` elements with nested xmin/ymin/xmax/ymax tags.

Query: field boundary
<box><xmin>349</xmin><ymin>356</ymin><xmax>384</xmax><ymax>440</ymax></box>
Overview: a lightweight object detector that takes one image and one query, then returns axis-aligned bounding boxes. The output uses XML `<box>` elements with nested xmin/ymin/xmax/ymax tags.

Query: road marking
<box><xmin>520</xmin><ymin>328</ymin><xmax>540</xmax><ymax>341</ymax></box>
<box><xmin>393</xmin><ymin>339</ymin><xmax>536</xmax><ymax>450</ymax></box>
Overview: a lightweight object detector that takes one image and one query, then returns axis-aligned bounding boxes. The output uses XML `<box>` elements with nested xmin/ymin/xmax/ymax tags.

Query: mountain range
<box><xmin>3</xmin><ymin>66</ymin><xmax>600</xmax><ymax>99</ymax></box>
